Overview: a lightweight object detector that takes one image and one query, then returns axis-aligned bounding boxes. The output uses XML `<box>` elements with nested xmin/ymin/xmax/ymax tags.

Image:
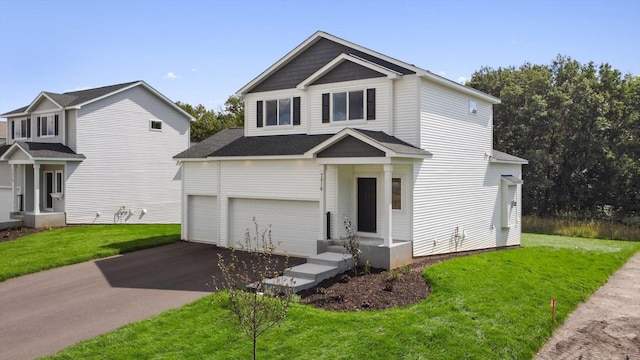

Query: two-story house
<box><xmin>174</xmin><ymin>31</ymin><xmax>527</xmax><ymax>269</ymax></box>
<box><xmin>0</xmin><ymin>81</ymin><xmax>193</xmax><ymax>228</ymax></box>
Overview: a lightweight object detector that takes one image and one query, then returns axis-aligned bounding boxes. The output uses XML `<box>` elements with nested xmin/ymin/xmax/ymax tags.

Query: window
<box><xmin>55</xmin><ymin>171</ymin><xmax>64</xmax><ymax>194</ymax></box>
<box><xmin>257</xmin><ymin>97</ymin><xmax>300</xmax><ymax>127</ymax></box>
<box><xmin>469</xmin><ymin>100</ymin><xmax>477</xmax><ymax>115</ymax></box>
<box><xmin>322</xmin><ymin>88</ymin><xmax>375</xmax><ymax>123</ymax></box>
<box><xmin>150</xmin><ymin>120</ymin><xmax>163</xmax><ymax>131</ymax></box>
<box><xmin>13</xmin><ymin>118</ymin><xmax>29</xmax><ymax>139</ymax></box>
<box><xmin>392</xmin><ymin>178</ymin><xmax>402</xmax><ymax>210</ymax></box>
<box><xmin>38</xmin><ymin>115</ymin><xmax>57</xmax><ymax>137</ymax></box>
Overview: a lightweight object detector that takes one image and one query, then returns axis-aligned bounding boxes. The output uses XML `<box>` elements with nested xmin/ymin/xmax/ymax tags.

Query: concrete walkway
<box><xmin>0</xmin><ymin>242</ymin><xmax>300</xmax><ymax>360</ymax></box>
<box><xmin>536</xmin><ymin>251</ymin><xmax>640</xmax><ymax>359</ymax></box>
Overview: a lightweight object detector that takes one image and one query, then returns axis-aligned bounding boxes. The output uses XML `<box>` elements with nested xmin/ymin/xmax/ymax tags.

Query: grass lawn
<box><xmin>47</xmin><ymin>234</ymin><xmax>640</xmax><ymax>359</ymax></box>
<box><xmin>0</xmin><ymin>224</ymin><xmax>180</xmax><ymax>282</ymax></box>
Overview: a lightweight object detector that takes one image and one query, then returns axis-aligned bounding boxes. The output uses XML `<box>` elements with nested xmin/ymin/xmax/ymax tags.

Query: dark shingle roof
<box><xmin>492</xmin><ymin>150</ymin><xmax>528</xmax><ymax>163</ymax></box>
<box><xmin>175</xmin><ymin>128</ymin><xmax>430</xmax><ymax>159</ymax></box>
<box><xmin>1</xmin><ymin>142</ymin><xmax>85</xmax><ymax>160</ymax></box>
<box><xmin>211</xmin><ymin>133</ymin><xmax>333</xmax><ymax>157</ymax></box>
<box><xmin>174</xmin><ymin>128</ymin><xmax>245</xmax><ymax>159</ymax></box>
<box><xmin>2</xmin><ymin>81</ymin><xmax>140</xmax><ymax>116</ymax></box>
<box><xmin>352</xmin><ymin>129</ymin><xmax>431</xmax><ymax>156</ymax></box>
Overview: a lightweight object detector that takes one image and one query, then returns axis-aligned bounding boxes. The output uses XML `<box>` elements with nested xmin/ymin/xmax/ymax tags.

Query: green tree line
<box><xmin>467</xmin><ymin>56</ymin><xmax>639</xmax><ymax>221</ymax></box>
<box><xmin>177</xmin><ymin>95</ymin><xmax>244</xmax><ymax>143</ymax></box>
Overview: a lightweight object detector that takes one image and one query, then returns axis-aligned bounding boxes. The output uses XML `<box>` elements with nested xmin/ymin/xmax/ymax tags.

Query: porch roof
<box><xmin>0</xmin><ymin>142</ymin><xmax>85</xmax><ymax>161</ymax></box>
<box><xmin>173</xmin><ymin>128</ymin><xmax>430</xmax><ymax>160</ymax></box>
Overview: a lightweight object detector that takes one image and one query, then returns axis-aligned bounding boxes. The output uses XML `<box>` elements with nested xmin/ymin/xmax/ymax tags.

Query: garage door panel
<box><xmin>230</xmin><ymin>198</ymin><xmax>318</xmax><ymax>257</ymax></box>
<box><xmin>188</xmin><ymin>195</ymin><xmax>218</xmax><ymax>244</ymax></box>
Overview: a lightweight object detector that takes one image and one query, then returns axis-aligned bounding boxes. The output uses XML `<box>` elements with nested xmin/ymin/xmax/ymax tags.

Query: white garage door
<box><xmin>188</xmin><ymin>195</ymin><xmax>218</xmax><ymax>244</ymax></box>
<box><xmin>230</xmin><ymin>198</ymin><xmax>319</xmax><ymax>257</ymax></box>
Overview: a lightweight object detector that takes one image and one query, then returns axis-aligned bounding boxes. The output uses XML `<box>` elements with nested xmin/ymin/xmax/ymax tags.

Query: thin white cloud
<box><xmin>457</xmin><ymin>76</ymin><xmax>468</xmax><ymax>84</ymax></box>
<box><xmin>164</xmin><ymin>72</ymin><xmax>182</xmax><ymax>80</ymax></box>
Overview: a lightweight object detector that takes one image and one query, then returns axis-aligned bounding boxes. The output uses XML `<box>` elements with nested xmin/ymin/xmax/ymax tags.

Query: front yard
<box><xmin>45</xmin><ymin>233</ymin><xmax>640</xmax><ymax>359</ymax></box>
<box><xmin>0</xmin><ymin>224</ymin><xmax>180</xmax><ymax>282</ymax></box>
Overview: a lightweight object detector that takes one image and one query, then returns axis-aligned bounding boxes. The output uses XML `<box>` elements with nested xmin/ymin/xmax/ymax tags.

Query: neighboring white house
<box><xmin>174</xmin><ymin>31</ymin><xmax>527</xmax><ymax>269</ymax></box>
<box><xmin>0</xmin><ymin>81</ymin><xmax>194</xmax><ymax>228</ymax></box>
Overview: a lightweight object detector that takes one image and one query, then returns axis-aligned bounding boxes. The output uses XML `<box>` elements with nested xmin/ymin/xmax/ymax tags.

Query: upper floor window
<box><xmin>469</xmin><ymin>100</ymin><xmax>477</xmax><ymax>115</ymax></box>
<box><xmin>150</xmin><ymin>120</ymin><xmax>163</xmax><ymax>131</ymax></box>
<box><xmin>322</xmin><ymin>88</ymin><xmax>375</xmax><ymax>123</ymax></box>
<box><xmin>12</xmin><ymin>118</ymin><xmax>30</xmax><ymax>139</ymax></box>
<box><xmin>38</xmin><ymin>114</ymin><xmax>58</xmax><ymax>137</ymax></box>
<box><xmin>256</xmin><ymin>97</ymin><xmax>300</xmax><ymax>128</ymax></box>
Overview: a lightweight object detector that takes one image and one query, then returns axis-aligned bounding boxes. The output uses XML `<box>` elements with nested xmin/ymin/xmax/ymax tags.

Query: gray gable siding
<box><xmin>312</xmin><ymin>61</ymin><xmax>386</xmax><ymax>85</ymax></box>
<box><xmin>317</xmin><ymin>136</ymin><xmax>385</xmax><ymax>158</ymax></box>
<box><xmin>249</xmin><ymin>38</ymin><xmax>415</xmax><ymax>93</ymax></box>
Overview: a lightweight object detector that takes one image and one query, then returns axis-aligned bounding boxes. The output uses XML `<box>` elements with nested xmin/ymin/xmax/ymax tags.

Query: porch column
<box><xmin>11</xmin><ymin>164</ymin><xmax>17</xmax><ymax>212</ymax></box>
<box><xmin>33</xmin><ymin>164</ymin><xmax>40</xmax><ymax>214</ymax></box>
<box><xmin>383</xmin><ymin>164</ymin><xmax>393</xmax><ymax>247</ymax></box>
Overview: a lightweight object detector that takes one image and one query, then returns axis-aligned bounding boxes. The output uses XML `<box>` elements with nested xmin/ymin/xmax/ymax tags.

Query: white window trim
<box><xmin>150</xmin><ymin>119</ymin><xmax>163</xmax><ymax>131</ymax></box>
<box><xmin>329</xmin><ymin>89</ymin><xmax>369</xmax><ymax>123</ymax></box>
<box><xmin>264</xmin><ymin>98</ymin><xmax>293</xmax><ymax>127</ymax></box>
<box><xmin>55</xmin><ymin>170</ymin><xmax>64</xmax><ymax>195</ymax></box>
<box><xmin>40</xmin><ymin>114</ymin><xmax>56</xmax><ymax>138</ymax></box>
<box><xmin>14</xmin><ymin>119</ymin><xmax>28</xmax><ymax>139</ymax></box>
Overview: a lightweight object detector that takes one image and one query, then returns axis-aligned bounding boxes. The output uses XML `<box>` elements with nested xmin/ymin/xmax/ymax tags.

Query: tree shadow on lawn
<box><xmin>94</xmin><ymin>241</ymin><xmax>304</xmax><ymax>292</ymax></box>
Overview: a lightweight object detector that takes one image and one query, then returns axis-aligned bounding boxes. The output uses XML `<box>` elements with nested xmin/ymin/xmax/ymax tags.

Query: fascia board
<box><xmin>420</xmin><ymin>72</ymin><xmax>501</xmax><ymax>104</ymax></box>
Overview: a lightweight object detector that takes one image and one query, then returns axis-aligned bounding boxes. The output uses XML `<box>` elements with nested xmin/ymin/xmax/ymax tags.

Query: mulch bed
<box><xmin>299</xmin><ymin>249</ymin><xmax>513</xmax><ymax>312</ymax></box>
<box><xmin>0</xmin><ymin>227</ymin><xmax>45</xmax><ymax>243</ymax></box>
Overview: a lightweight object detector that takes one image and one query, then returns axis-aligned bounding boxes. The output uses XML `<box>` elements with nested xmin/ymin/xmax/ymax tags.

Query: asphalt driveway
<box><xmin>0</xmin><ymin>242</ymin><xmax>301</xmax><ymax>360</ymax></box>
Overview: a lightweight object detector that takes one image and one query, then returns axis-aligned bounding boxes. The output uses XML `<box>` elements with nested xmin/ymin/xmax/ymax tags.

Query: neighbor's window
<box><xmin>14</xmin><ymin>119</ymin><xmax>29</xmax><ymax>138</ymax></box>
<box><xmin>39</xmin><ymin>115</ymin><xmax>56</xmax><ymax>137</ymax></box>
<box><xmin>323</xmin><ymin>88</ymin><xmax>375</xmax><ymax>123</ymax></box>
<box><xmin>469</xmin><ymin>100</ymin><xmax>477</xmax><ymax>115</ymax></box>
<box><xmin>392</xmin><ymin>177</ymin><xmax>402</xmax><ymax>210</ymax></box>
<box><xmin>150</xmin><ymin>120</ymin><xmax>163</xmax><ymax>131</ymax></box>
<box><xmin>55</xmin><ymin>171</ymin><xmax>63</xmax><ymax>194</ymax></box>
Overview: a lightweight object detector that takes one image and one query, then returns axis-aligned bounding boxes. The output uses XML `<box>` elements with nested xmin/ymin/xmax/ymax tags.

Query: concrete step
<box><xmin>326</xmin><ymin>244</ymin><xmax>349</xmax><ymax>254</ymax></box>
<box><xmin>284</xmin><ymin>263</ymin><xmax>338</xmax><ymax>281</ymax></box>
<box><xmin>263</xmin><ymin>276</ymin><xmax>316</xmax><ymax>293</ymax></box>
<box><xmin>308</xmin><ymin>252</ymin><xmax>353</xmax><ymax>271</ymax></box>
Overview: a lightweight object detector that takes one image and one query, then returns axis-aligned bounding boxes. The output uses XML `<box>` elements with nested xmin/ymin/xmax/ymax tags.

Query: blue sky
<box><xmin>0</xmin><ymin>0</ymin><xmax>638</xmax><ymax>116</ymax></box>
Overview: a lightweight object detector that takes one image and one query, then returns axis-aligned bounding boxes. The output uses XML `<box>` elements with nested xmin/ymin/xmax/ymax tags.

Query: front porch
<box><xmin>317</xmin><ymin>236</ymin><xmax>413</xmax><ymax>270</ymax></box>
<box><xmin>11</xmin><ymin>211</ymin><xmax>66</xmax><ymax>228</ymax></box>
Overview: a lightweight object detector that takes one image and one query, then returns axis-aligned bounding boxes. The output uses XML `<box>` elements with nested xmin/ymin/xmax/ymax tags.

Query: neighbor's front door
<box><xmin>357</xmin><ymin>177</ymin><xmax>376</xmax><ymax>233</ymax></box>
<box><xmin>44</xmin><ymin>171</ymin><xmax>54</xmax><ymax>210</ymax></box>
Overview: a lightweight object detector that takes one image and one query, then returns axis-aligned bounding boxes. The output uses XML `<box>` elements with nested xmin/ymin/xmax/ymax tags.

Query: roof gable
<box><xmin>0</xmin><ymin>142</ymin><xmax>85</xmax><ymax>161</ymax></box>
<box><xmin>2</xmin><ymin>81</ymin><xmax>194</xmax><ymax>121</ymax></box>
<box><xmin>317</xmin><ymin>136</ymin><xmax>385</xmax><ymax>158</ymax></box>
<box><xmin>238</xmin><ymin>32</ymin><xmax>417</xmax><ymax>95</ymax></box>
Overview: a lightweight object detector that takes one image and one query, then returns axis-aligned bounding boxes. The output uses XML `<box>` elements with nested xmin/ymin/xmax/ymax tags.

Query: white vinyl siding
<box><xmin>65</xmin><ymin>86</ymin><xmax>190</xmax><ymax>224</ymax></box>
<box><xmin>187</xmin><ymin>195</ymin><xmax>218</xmax><ymax>244</ymax></box>
<box><xmin>392</xmin><ymin>75</ymin><xmax>420</xmax><ymax>146</ymax></box>
<box><xmin>229</xmin><ymin>198</ymin><xmax>319</xmax><ymax>256</ymax></box>
<box><xmin>65</xmin><ymin>110</ymin><xmax>78</xmax><ymax>152</ymax></box>
<box><xmin>413</xmin><ymin>78</ymin><xmax>503</xmax><ymax>256</ymax></box>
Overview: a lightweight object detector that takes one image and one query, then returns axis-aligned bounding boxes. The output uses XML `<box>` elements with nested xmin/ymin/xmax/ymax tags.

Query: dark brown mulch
<box><xmin>0</xmin><ymin>227</ymin><xmax>45</xmax><ymax>243</ymax></box>
<box><xmin>298</xmin><ymin>248</ymin><xmax>515</xmax><ymax>312</ymax></box>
